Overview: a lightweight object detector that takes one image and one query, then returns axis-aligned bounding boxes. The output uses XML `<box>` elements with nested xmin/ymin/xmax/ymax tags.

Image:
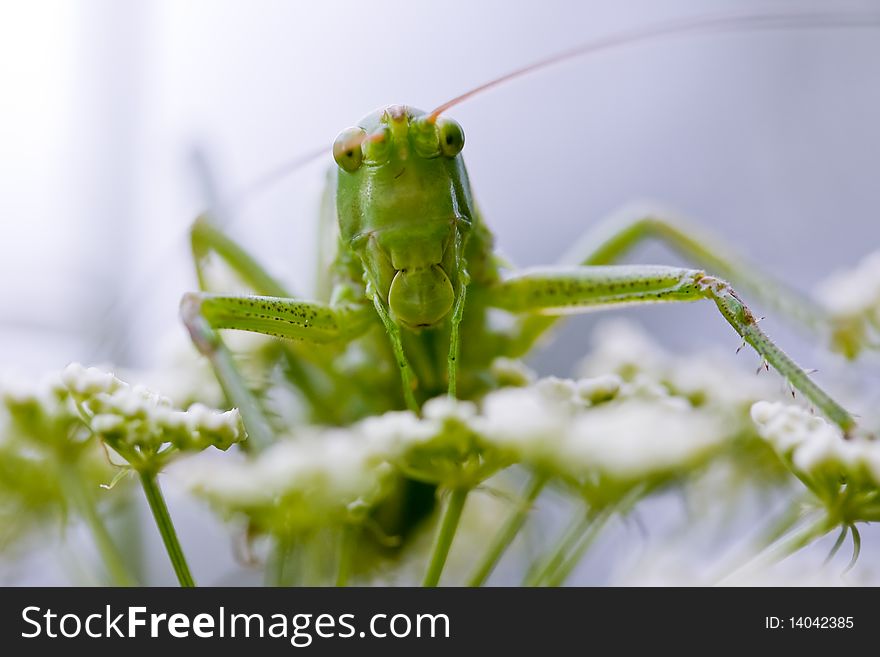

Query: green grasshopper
<box><xmin>181</xmin><ymin>11</ymin><xmax>876</xmax><ymax>461</ymax></box>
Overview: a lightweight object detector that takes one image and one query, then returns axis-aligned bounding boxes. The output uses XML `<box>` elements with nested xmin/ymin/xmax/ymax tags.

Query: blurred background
<box><xmin>1</xmin><ymin>0</ymin><xmax>879</xmax><ymax>584</ymax></box>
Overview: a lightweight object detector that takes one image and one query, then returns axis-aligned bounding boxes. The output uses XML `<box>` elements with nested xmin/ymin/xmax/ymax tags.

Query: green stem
<box><xmin>336</xmin><ymin>526</ymin><xmax>356</xmax><ymax>587</ymax></box>
<box><xmin>524</xmin><ymin>507</ymin><xmax>593</xmax><ymax>587</ymax></box>
<box><xmin>303</xmin><ymin>534</ymin><xmax>326</xmax><ymax>586</ymax></box>
<box><xmin>720</xmin><ymin>513</ymin><xmax>833</xmax><ymax>584</ymax></box>
<box><xmin>267</xmin><ymin>536</ymin><xmax>290</xmax><ymax>587</ymax></box>
<box><xmin>545</xmin><ymin>486</ymin><xmax>646</xmax><ymax>586</ymax></box>
<box><xmin>422</xmin><ymin>487</ymin><xmax>469</xmax><ymax>587</ymax></box>
<box><xmin>467</xmin><ymin>474</ymin><xmax>546</xmax><ymax>587</ymax></box>
<box><xmin>543</xmin><ymin>508</ymin><xmax>612</xmax><ymax>586</ymax></box>
<box><xmin>209</xmin><ymin>341</ymin><xmax>275</xmax><ymax>452</ymax></box>
<box><xmin>59</xmin><ymin>462</ymin><xmax>136</xmax><ymax>586</ymax></box>
<box><xmin>138</xmin><ymin>470</ymin><xmax>196</xmax><ymax>587</ymax></box>
<box><xmin>756</xmin><ymin>500</ymin><xmax>809</xmax><ymax>550</ymax></box>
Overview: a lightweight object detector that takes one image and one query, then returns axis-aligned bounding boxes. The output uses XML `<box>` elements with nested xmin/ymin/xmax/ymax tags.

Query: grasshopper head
<box><xmin>333</xmin><ymin>105</ymin><xmax>473</xmax><ymax>329</ymax></box>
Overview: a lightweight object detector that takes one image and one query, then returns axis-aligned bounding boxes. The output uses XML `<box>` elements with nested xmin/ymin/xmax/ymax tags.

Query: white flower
<box><xmin>60</xmin><ymin>363</ymin><xmax>123</xmax><ymax>397</ymax></box>
<box><xmin>475</xmin><ymin>385</ymin><xmax>574</xmax><ymax>462</ymax></box>
<box><xmin>1</xmin><ymin>371</ymin><xmax>66</xmax><ymax>406</ymax></box>
<box><xmin>422</xmin><ymin>396</ymin><xmax>478</xmax><ymax>424</ymax></box>
<box><xmin>815</xmin><ymin>251</ymin><xmax>880</xmax><ymax>320</ymax></box>
<box><xmin>62</xmin><ymin>363</ymin><xmax>244</xmax><ymax>459</ymax></box>
<box><xmin>91</xmin><ymin>414</ymin><xmax>126</xmax><ymax>434</ymax></box>
<box><xmin>814</xmin><ymin>252</ymin><xmax>880</xmax><ymax>357</ymax></box>
<box><xmin>358</xmin><ymin>410</ymin><xmax>436</xmax><ymax>458</ymax></box>
<box><xmin>751</xmin><ymin>401</ymin><xmax>880</xmax><ymax>489</ymax></box>
<box><xmin>560</xmin><ymin>399</ymin><xmax>725</xmax><ymax>481</ymax></box>
<box><xmin>0</xmin><ymin>370</ymin><xmax>81</xmax><ymax>449</ymax></box>
<box><xmin>579</xmin><ymin>320</ymin><xmax>780</xmax><ymax>411</ymax></box>
<box><xmin>489</xmin><ymin>357</ymin><xmax>536</xmax><ymax>387</ymax></box>
<box><xmin>575</xmin><ymin>374</ymin><xmax>622</xmax><ymax>404</ymax></box>
<box><xmin>477</xmin><ymin>375</ymin><xmax>728</xmax><ymax>484</ymax></box>
<box><xmin>175</xmin><ymin>429</ymin><xmax>395</xmax><ymax>531</ymax></box>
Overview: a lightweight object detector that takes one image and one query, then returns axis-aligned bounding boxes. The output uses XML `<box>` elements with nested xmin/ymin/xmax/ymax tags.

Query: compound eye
<box><xmin>333</xmin><ymin>127</ymin><xmax>366</xmax><ymax>172</ymax></box>
<box><xmin>438</xmin><ymin>118</ymin><xmax>465</xmax><ymax>157</ymax></box>
<box><xmin>410</xmin><ymin>117</ymin><xmax>441</xmax><ymax>158</ymax></box>
<box><xmin>363</xmin><ymin>126</ymin><xmax>392</xmax><ymax>165</ymax></box>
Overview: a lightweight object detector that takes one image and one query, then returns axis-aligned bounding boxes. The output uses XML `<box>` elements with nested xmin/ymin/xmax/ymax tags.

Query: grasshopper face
<box><xmin>334</xmin><ymin>105</ymin><xmax>473</xmax><ymax>329</ymax></box>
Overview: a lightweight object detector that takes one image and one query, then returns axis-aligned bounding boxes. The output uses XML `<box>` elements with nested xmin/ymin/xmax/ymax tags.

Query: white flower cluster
<box><xmin>489</xmin><ymin>357</ymin><xmax>537</xmax><ymax>387</ymax></box>
<box><xmin>476</xmin><ymin>376</ymin><xmax>727</xmax><ymax>486</ymax></box>
<box><xmin>816</xmin><ymin>251</ymin><xmax>880</xmax><ymax>322</ymax></box>
<box><xmin>175</xmin><ymin>429</ymin><xmax>396</xmax><ymax>533</ymax></box>
<box><xmin>578</xmin><ymin>320</ymin><xmax>781</xmax><ymax>412</ymax></box>
<box><xmin>62</xmin><ymin>363</ymin><xmax>244</xmax><ymax>463</ymax></box>
<box><xmin>0</xmin><ymin>370</ymin><xmax>80</xmax><ymax>450</ymax></box>
<box><xmin>751</xmin><ymin>401</ymin><xmax>880</xmax><ymax>491</ymax></box>
<box><xmin>180</xmin><ymin>396</ymin><xmax>494</xmax><ymax>530</ymax></box>
<box><xmin>815</xmin><ymin>251</ymin><xmax>880</xmax><ymax>357</ymax></box>
<box><xmin>170</xmin><ymin>397</ymin><xmax>473</xmax><ymax>535</ymax></box>
<box><xmin>180</xmin><ymin>368</ymin><xmax>741</xmax><ymax>530</ymax></box>
<box><xmin>0</xmin><ymin>370</ymin><xmax>113</xmax><ymax>546</ymax></box>
<box><xmin>0</xmin><ymin>371</ymin><xmax>67</xmax><ymax>411</ymax></box>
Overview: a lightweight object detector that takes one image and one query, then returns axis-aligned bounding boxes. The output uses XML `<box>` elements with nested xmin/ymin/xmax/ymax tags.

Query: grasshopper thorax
<box><xmin>333</xmin><ymin>105</ymin><xmax>474</xmax><ymax>329</ymax></box>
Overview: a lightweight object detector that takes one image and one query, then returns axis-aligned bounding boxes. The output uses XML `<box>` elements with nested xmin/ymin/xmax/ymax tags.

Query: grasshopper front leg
<box><xmin>192</xmin><ymin>213</ymin><xmax>376</xmax><ymax>425</ymax></box>
<box><xmin>189</xmin><ymin>211</ymin><xmax>421</xmax><ymax>418</ymax></box>
<box><xmin>491</xmin><ymin>264</ymin><xmax>855</xmax><ymax>433</ymax></box>
<box><xmin>181</xmin><ymin>292</ymin><xmax>373</xmax><ymax>449</ymax></box>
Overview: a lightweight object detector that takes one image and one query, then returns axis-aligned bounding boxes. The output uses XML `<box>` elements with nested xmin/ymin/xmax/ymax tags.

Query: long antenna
<box><xmin>428</xmin><ymin>11</ymin><xmax>880</xmax><ymax>120</ymax></box>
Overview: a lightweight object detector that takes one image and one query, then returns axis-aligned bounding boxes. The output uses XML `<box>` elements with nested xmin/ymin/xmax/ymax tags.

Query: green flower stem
<box><xmin>752</xmin><ymin>514</ymin><xmax>834</xmax><ymax>566</ymax></box>
<box><xmin>524</xmin><ymin>507</ymin><xmax>593</xmax><ymax>587</ymax></box>
<box><xmin>756</xmin><ymin>500</ymin><xmax>809</xmax><ymax>550</ymax></box>
<box><xmin>467</xmin><ymin>474</ymin><xmax>547</xmax><ymax>587</ymax></box>
<box><xmin>59</xmin><ymin>462</ymin><xmax>136</xmax><ymax>586</ymax></box>
<box><xmin>209</xmin><ymin>341</ymin><xmax>275</xmax><ymax>452</ymax></box>
<box><xmin>544</xmin><ymin>486</ymin><xmax>646</xmax><ymax>586</ymax></box>
<box><xmin>138</xmin><ymin>470</ymin><xmax>196</xmax><ymax>587</ymax></box>
<box><xmin>543</xmin><ymin>508</ymin><xmax>612</xmax><ymax>586</ymax></box>
<box><xmin>422</xmin><ymin>487</ymin><xmax>469</xmax><ymax>587</ymax></box>
<box><xmin>303</xmin><ymin>535</ymin><xmax>326</xmax><ymax>586</ymax></box>
<box><xmin>336</xmin><ymin>525</ymin><xmax>356</xmax><ymax>587</ymax></box>
<box><xmin>721</xmin><ymin>513</ymin><xmax>833</xmax><ymax>584</ymax></box>
<box><xmin>267</xmin><ymin>537</ymin><xmax>284</xmax><ymax>587</ymax></box>
<box><xmin>268</xmin><ymin>536</ymin><xmax>296</xmax><ymax>587</ymax></box>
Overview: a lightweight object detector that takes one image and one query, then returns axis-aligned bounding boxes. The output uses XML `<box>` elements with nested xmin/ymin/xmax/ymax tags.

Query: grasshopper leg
<box><xmin>512</xmin><ymin>206</ymin><xmax>838</xmax><ymax>356</ymax></box>
<box><xmin>180</xmin><ymin>292</ymin><xmax>372</xmax><ymax>449</ymax></box>
<box><xmin>190</xmin><ymin>211</ymin><xmax>421</xmax><ymax>417</ymax></box>
<box><xmin>491</xmin><ymin>264</ymin><xmax>855</xmax><ymax>433</ymax></box>
<box><xmin>369</xmin><ymin>293</ymin><xmax>423</xmax><ymax>413</ymax></box>
<box><xmin>191</xmin><ymin>213</ymin><xmax>353</xmax><ymax>418</ymax></box>
<box><xmin>191</xmin><ymin>213</ymin><xmax>293</xmax><ymax>298</ymax></box>
<box><xmin>446</xmin><ymin>277</ymin><xmax>468</xmax><ymax>398</ymax></box>
<box><xmin>569</xmin><ymin>206</ymin><xmax>827</xmax><ymax>328</ymax></box>
<box><xmin>186</xmin><ymin>211</ymin><xmax>375</xmax><ymax>446</ymax></box>
<box><xmin>187</xmin><ymin>213</ymin><xmax>296</xmax><ymax>450</ymax></box>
